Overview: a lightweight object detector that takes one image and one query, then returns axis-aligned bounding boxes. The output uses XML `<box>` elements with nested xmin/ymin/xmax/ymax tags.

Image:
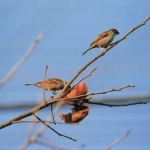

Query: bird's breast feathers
<box><xmin>100</xmin><ymin>32</ymin><xmax>116</xmax><ymax>48</ymax></box>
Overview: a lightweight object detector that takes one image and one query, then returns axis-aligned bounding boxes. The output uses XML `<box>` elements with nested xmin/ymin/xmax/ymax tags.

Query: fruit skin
<box><xmin>58</xmin><ymin>105</ymin><xmax>90</xmax><ymax>123</ymax></box>
<box><xmin>64</xmin><ymin>82</ymin><xmax>88</xmax><ymax>98</ymax></box>
<box><xmin>64</xmin><ymin>82</ymin><xmax>88</xmax><ymax>105</ymax></box>
<box><xmin>59</xmin><ymin>82</ymin><xmax>89</xmax><ymax>123</ymax></box>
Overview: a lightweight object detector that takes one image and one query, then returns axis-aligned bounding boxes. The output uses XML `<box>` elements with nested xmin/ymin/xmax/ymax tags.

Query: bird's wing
<box><xmin>46</xmin><ymin>78</ymin><xmax>63</xmax><ymax>84</ymax></box>
<box><xmin>90</xmin><ymin>31</ymin><xmax>109</xmax><ymax>46</ymax></box>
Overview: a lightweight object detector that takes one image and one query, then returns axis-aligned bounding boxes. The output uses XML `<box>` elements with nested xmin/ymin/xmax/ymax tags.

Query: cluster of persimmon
<box><xmin>59</xmin><ymin>82</ymin><xmax>90</xmax><ymax>123</ymax></box>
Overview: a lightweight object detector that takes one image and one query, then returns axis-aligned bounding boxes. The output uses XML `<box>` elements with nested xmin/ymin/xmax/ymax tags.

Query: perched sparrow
<box><xmin>82</xmin><ymin>28</ymin><xmax>119</xmax><ymax>55</ymax></box>
<box><xmin>25</xmin><ymin>78</ymin><xmax>69</xmax><ymax>95</ymax></box>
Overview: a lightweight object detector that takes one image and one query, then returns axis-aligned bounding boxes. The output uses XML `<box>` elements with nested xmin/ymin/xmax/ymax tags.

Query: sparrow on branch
<box><xmin>25</xmin><ymin>78</ymin><xmax>69</xmax><ymax>95</ymax></box>
<box><xmin>82</xmin><ymin>28</ymin><xmax>119</xmax><ymax>55</ymax></box>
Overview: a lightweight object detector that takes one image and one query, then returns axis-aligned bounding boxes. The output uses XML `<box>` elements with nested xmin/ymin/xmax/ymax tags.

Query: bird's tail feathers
<box><xmin>25</xmin><ymin>83</ymin><xmax>36</xmax><ymax>86</ymax></box>
<box><xmin>82</xmin><ymin>47</ymin><xmax>91</xmax><ymax>56</ymax></box>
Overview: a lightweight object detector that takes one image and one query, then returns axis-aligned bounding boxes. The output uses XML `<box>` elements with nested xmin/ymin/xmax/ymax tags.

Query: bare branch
<box><xmin>76</xmin><ymin>67</ymin><xmax>97</xmax><ymax>84</ymax></box>
<box><xmin>62</xmin><ymin>67</ymin><xmax>97</xmax><ymax>97</ymax></box>
<box><xmin>0</xmin><ymin>31</ymin><xmax>44</xmax><ymax>88</ymax></box>
<box><xmin>50</xmin><ymin>104</ymin><xmax>56</xmax><ymax>124</ymax></box>
<box><xmin>27</xmin><ymin>92</ymin><xmax>43</xmax><ymax>139</ymax></box>
<box><xmin>11</xmin><ymin>120</ymin><xmax>78</xmax><ymax>125</ymax></box>
<box><xmin>18</xmin><ymin>140</ymin><xmax>30</xmax><ymax>150</ymax></box>
<box><xmin>42</xmin><ymin>65</ymin><xmax>56</xmax><ymax>124</ymax></box>
<box><xmin>86</xmin><ymin>100</ymin><xmax>150</xmax><ymax>107</ymax></box>
<box><xmin>0</xmin><ymin>84</ymin><xmax>134</xmax><ymax>129</ymax></box>
<box><xmin>85</xmin><ymin>84</ymin><xmax>135</xmax><ymax>96</ymax></box>
<box><xmin>43</xmin><ymin>65</ymin><xmax>48</xmax><ymax>102</ymax></box>
<box><xmin>34</xmin><ymin>114</ymin><xmax>77</xmax><ymax>141</ymax></box>
<box><xmin>1</xmin><ymin>17</ymin><xmax>149</xmax><ymax>129</ymax></box>
<box><xmin>61</xmin><ymin>84</ymin><xmax>135</xmax><ymax>101</ymax></box>
<box><xmin>18</xmin><ymin>102</ymin><xmax>63</xmax><ymax>150</ymax></box>
<box><xmin>58</xmin><ymin>16</ymin><xmax>150</xmax><ymax>97</ymax></box>
<box><xmin>105</xmin><ymin>129</ymin><xmax>132</xmax><ymax>150</ymax></box>
<box><xmin>112</xmin><ymin>16</ymin><xmax>150</xmax><ymax>46</ymax></box>
<box><xmin>41</xmin><ymin>65</ymin><xmax>56</xmax><ymax>124</ymax></box>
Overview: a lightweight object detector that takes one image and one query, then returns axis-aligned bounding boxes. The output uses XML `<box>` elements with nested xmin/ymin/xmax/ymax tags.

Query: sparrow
<box><xmin>25</xmin><ymin>78</ymin><xmax>70</xmax><ymax>95</ymax></box>
<box><xmin>82</xmin><ymin>28</ymin><xmax>119</xmax><ymax>55</ymax></box>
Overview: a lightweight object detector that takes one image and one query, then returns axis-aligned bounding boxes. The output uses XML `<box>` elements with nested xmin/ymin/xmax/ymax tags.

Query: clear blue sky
<box><xmin>0</xmin><ymin>0</ymin><xmax>150</xmax><ymax>149</ymax></box>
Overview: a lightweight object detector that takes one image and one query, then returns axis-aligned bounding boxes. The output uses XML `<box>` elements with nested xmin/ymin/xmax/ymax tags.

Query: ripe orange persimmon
<box><xmin>64</xmin><ymin>82</ymin><xmax>88</xmax><ymax>98</ymax></box>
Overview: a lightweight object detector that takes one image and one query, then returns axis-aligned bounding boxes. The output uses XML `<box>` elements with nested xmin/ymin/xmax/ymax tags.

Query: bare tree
<box><xmin>0</xmin><ymin>17</ymin><xmax>150</xmax><ymax>144</ymax></box>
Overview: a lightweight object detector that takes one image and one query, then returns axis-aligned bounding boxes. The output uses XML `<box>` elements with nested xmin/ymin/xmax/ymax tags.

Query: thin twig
<box><xmin>58</xmin><ymin>16</ymin><xmax>150</xmax><ymax>98</ymax></box>
<box><xmin>77</xmin><ymin>67</ymin><xmax>97</xmax><ymax>84</ymax></box>
<box><xmin>50</xmin><ymin>104</ymin><xmax>56</xmax><ymax>125</ymax></box>
<box><xmin>27</xmin><ymin>116</ymin><xmax>35</xmax><ymax>139</ymax></box>
<box><xmin>36</xmin><ymin>140</ymin><xmax>53</xmax><ymax>149</ymax></box>
<box><xmin>62</xmin><ymin>67</ymin><xmax>97</xmax><ymax>97</ymax></box>
<box><xmin>42</xmin><ymin>66</ymin><xmax>56</xmax><ymax>124</ymax></box>
<box><xmin>105</xmin><ymin>129</ymin><xmax>132</xmax><ymax>150</ymax></box>
<box><xmin>18</xmin><ymin>102</ymin><xmax>63</xmax><ymax>150</ymax></box>
<box><xmin>43</xmin><ymin>65</ymin><xmax>48</xmax><ymax>102</ymax></box>
<box><xmin>12</xmin><ymin>120</ymin><xmax>78</xmax><ymax>125</ymax></box>
<box><xmin>27</xmin><ymin>92</ymin><xmax>43</xmax><ymax>139</ymax></box>
<box><xmin>0</xmin><ymin>31</ymin><xmax>44</xmax><ymax>88</ymax></box>
<box><xmin>34</xmin><ymin>114</ymin><xmax>77</xmax><ymax>141</ymax></box>
<box><xmin>112</xmin><ymin>17</ymin><xmax>150</xmax><ymax>46</ymax></box>
<box><xmin>18</xmin><ymin>140</ymin><xmax>30</xmax><ymax>150</ymax></box>
<box><xmin>60</xmin><ymin>84</ymin><xmax>135</xmax><ymax>101</ymax></box>
<box><xmin>86</xmin><ymin>100</ymin><xmax>150</xmax><ymax>107</ymax></box>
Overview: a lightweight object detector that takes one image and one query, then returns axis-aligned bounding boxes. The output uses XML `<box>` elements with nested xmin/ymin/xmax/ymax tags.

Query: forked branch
<box><xmin>86</xmin><ymin>100</ymin><xmax>150</xmax><ymax>107</ymax></box>
<box><xmin>0</xmin><ymin>17</ymin><xmax>149</xmax><ymax>142</ymax></box>
<box><xmin>105</xmin><ymin>129</ymin><xmax>132</xmax><ymax>150</ymax></box>
<box><xmin>59</xmin><ymin>16</ymin><xmax>150</xmax><ymax>96</ymax></box>
<box><xmin>12</xmin><ymin>120</ymin><xmax>78</xmax><ymax>125</ymax></box>
<box><xmin>0</xmin><ymin>84</ymin><xmax>134</xmax><ymax>129</ymax></box>
<box><xmin>62</xmin><ymin>67</ymin><xmax>97</xmax><ymax>97</ymax></box>
<box><xmin>34</xmin><ymin>114</ymin><xmax>77</xmax><ymax>141</ymax></box>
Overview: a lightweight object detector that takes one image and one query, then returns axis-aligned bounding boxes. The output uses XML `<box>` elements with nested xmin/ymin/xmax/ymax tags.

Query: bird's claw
<box><xmin>109</xmin><ymin>43</ymin><xmax>115</xmax><ymax>47</ymax></box>
<box><xmin>101</xmin><ymin>50</ymin><xmax>106</xmax><ymax>56</ymax></box>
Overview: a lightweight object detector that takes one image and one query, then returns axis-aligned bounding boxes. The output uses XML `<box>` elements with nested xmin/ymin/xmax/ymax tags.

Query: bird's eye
<box><xmin>113</xmin><ymin>30</ymin><xmax>119</xmax><ymax>34</ymax></box>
